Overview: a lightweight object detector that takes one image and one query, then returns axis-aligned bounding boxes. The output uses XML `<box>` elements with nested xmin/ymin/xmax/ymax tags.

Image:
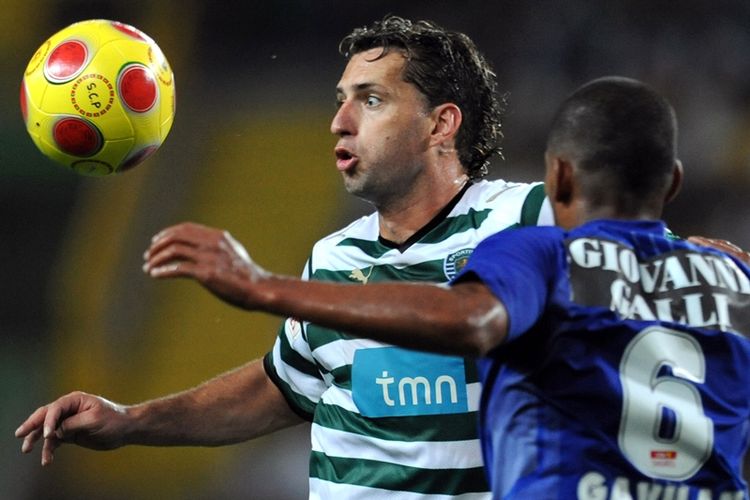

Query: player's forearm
<box><xmin>142</xmin><ymin>222</ymin><xmax>507</xmax><ymax>355</ymax></box>
<box><xmin>123</xmin><ymin>359</ymin><xmax>301</xmax><ymax>447</ymax></box>
<box><xmin>253</xmin><ymin>276</ymin><xmax>507</xmax><ymax>357</ymax></box>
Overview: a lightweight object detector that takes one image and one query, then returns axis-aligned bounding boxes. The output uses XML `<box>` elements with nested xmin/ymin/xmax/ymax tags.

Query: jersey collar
<box><xmin>379</xmin><ymin>181</ymin><xmax>473</xmax><ymax>253</ymax></box>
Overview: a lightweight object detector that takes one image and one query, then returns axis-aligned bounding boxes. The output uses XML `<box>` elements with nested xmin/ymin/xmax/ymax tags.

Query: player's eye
<box><xmin>365</xmin><ymin>95</ymin><xmax>382</xmax><ymax>107</ymax></box>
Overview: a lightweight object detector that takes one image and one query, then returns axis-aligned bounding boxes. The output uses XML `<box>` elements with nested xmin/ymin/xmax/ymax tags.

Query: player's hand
<box><xmin>15</xmin><ymin>391</ymin><xmax>128</xmax><ymax>466</ymax></box>
<box><xmin>143</xmin><ymin>222</ymin><xmax>267</xmax><ymax>308</ymax></box>
<box><xmin>688</xmin><ymin>236</ymin><xmax>750</xmax><ymax>266</ymax></box>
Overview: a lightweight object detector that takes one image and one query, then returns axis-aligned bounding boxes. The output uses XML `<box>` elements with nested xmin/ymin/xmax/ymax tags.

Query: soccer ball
<box><xmin>20</xmin><ymin>19</ymin><xmax>176</xmax><ymax>176</ymax></box>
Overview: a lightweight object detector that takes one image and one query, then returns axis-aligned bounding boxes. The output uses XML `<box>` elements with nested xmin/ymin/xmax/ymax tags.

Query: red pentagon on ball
<box><xmin>45</xmin><ymin>40</ymin><xmax>88</xmax><ymax>82</ymax></box>
<box><xmin>111</xmin><ymin>21</ymin><xmax>148</xmax><ymax>41</ymax></box>
<box><xmin>19</xmin><ymin>80</ymin><xmax>28</xmax><ymax>124</ymax></box>
<box><xmin>53</xmin><ymin>117</ymin><xmax>102</xmax><ymax>157</ymax></box>
<box><xmin>119</xmin><ymin>64</ymin><xmax>157</xmax><ymax>112</ymax></box>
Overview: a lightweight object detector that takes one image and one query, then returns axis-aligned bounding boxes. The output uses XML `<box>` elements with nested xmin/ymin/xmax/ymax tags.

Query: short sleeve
<box><xmin>454</xmin><ymin>227</ymin><xmax>563</xmax><ymax>341</ymax></box>
<box><xmin>263</xmin><ymin>259</ymin><xmax>327</xmax><ymax>420</ymax></box>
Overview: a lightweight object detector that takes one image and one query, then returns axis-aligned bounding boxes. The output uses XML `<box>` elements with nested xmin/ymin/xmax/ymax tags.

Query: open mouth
<box><xmin>335</xmin><ymin>147</ymin><xmax>358</xmax><ymax>172</ymax></box>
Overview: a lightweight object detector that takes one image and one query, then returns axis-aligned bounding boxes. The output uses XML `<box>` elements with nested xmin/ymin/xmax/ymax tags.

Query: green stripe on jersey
<box><xmin>337</xmin><ymin>237</ymin><xmax>392</xmax><ymax>259</ymax></box>
<box><xmin>305</xmin><ymin>323</ymin><xmax>352</xmax><ymax>350</ymax></box>
<box><xmin>264</xmin><ymin>354</ymin><xmax>317</xmax><ymax>419</ymax></box>
<box><xmin>310</xmin><ymin>451</ymin><xmax>488</xmax><ymax>495</ymax></box>
<box><xmin>276</xmin><ymin>323</ymin><xmax>323</xmax><ymax>379</ymax></box>
<box><xmin>418</xmin><ymin>208</ymin><xmax>493</xmax><ymax>245</ymax></box>
<box><xmin>337</xmin><ymin>208</ymin><xmax>494</xmax><ymax>255</ymax></box>
<box><xmin>520</xmin><ymin>183</ymin><xmax>546</xmax><ymax>226</ymax></box>
<box><xmin>312</xmin><ymin>259</ymin><xmax>445</xmax><ymax>285</ymax></box>
<box><xmin>314</xmin><ymin>402</ymin><xmax>480</xmax><ymax>441</ymax></box>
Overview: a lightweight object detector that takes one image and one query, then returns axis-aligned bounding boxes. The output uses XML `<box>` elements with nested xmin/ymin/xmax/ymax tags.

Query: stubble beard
<box><xmin>341</xmin><ymin>168</ymin><xmax>398</xmax><ymax>210</ymax></box>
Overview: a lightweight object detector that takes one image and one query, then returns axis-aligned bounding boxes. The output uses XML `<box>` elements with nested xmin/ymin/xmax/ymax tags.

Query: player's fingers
<box><xmin>689</xmin><ymin>236</ymin><xmax>739</xmax><ymax>251</ymax></box>
<box><xmin>688</xmin><ymin>236</ymin><xmax>721</xmax><ymax>247</ymax></box>
<box><xmin>717</xmin><ymin>240</ymin><xmax>746</xmax><ymax>254</ymax></box>
<box><xmin>146</xmin><ymin>222</ymin><xmax>218</xmax><ymax>257</ymax></box>
<box><xmin>42</xmin><ymin>402</ymin><xmax>69</xmax><ymax>440</ymax></box>
<box><xmin>150</xmin><ymin>222</ymin><xmax>205</xmax><ymax>242</ymax></box>
<box><xmin>688</xmin><ymin>236</ymin><xmax>709</xmax><ymax>250</ymax></box>
<box><xmin>15</xmin><ymin>405</ymin><xmax>49</xmax><ymax>438</ymax></box>
<box><xmin>20</xmin><ymin>427</ymin><xmax>43</xmax><ymax>454</ymax></box>
<box><xmin>144</xmin><ymin>241</ymin><xmax>201</xmax><ymax>271</ymax></box>
<box><xmin>145</xmin><ymin>228</ymin><xmax>198</xmax><ymax>259</ymax></box>
<box><xmin>148</xmin><ymin>222</ymin><xmax>221</xmax><ymax>253</ymax></box>
<box><xmin>688</xmin><ymin>236</ymin><xmax>750</xmax><ymax>264</ymax></box>
<box><xmin>147</xmin><ymin>260</ymin><xmax>199</xmax><ymax>279</ymax></box>
<box><xmin>41</xmin><ymin>436</ymin><xmax>62</xmax><ymax>467</ymax></box>
<box><xmin>41</xmin><ymin>393</ymin><xmax>85</xmax><ymax>439</ymax></box>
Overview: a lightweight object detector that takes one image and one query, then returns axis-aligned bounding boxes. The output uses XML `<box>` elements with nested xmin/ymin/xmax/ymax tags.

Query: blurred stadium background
<box><xmin>2</xmin><ymin>1</ymin><xmax>750</xmax><ymax>498</ymax></box>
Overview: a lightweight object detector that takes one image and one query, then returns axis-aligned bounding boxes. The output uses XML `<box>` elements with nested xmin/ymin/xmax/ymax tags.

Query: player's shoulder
<box><xmin>479</xmin><ymin>224</ymin><xmax>565</xmax><ymax>258</ymax></box>
<box><xmin>306</xmin><ymin>211</ymin><xmax>381</xmax><ymax>273</ymax></box>
<box><xmin>463</xmin><ymin>179</ymin><xmax>544</xmax><ymax>207</ymax></box>
<box><xmin>487</xmin><ymin>224</ymin><xmax>564</xmax><ymax>244</ymax></box>
<box><xmin>312</xmin><ymin>211</ymin><xmax>379</xmax><ymax>248</ymax></box>
<box><xmin>460</xmin><ymin>179</ymin><xmax>552</xmax><ymax>228</ymax></box>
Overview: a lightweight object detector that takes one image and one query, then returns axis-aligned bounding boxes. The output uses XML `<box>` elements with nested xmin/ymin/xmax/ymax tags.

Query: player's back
<box><xmin>477</xmin><ymin>219</ymin><xmax>750</xmax><ymax>499</ymax></box>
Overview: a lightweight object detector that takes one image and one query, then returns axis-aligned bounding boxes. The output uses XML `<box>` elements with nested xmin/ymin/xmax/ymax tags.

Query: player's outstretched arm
<box><xmin>687</xmin><ymin>236</ymin><xmax>750</xmax><ymax>265</ymax></box>
<box><xmin>144</xmin><ymin>222</ymin><xmax>508</xmax><ymax>356</ymax></box>
<box><xmin>15</xmin><ymin>359</ymin><xmax>302</xmax><ymax>466</ymax></box>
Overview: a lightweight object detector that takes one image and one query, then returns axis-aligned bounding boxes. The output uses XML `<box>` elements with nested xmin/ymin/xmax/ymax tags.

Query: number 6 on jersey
<box><xmin>618</xmin><ymin>327</ymin><xmax>714</xmax><ymax>480</ymax></box>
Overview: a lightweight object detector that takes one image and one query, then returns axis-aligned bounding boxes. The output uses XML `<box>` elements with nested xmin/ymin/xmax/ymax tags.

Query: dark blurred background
<box><xmin>3</xmin><ymin>1</ymin><xmax>750</xmax><ymax>498</ymax></box>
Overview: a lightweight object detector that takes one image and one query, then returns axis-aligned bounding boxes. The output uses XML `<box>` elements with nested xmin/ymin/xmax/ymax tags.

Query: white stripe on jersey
<box><xmin>282</xmin><ymin>318</ymin><xmax>316</xmax><ymax>362</ymax></box>
<box><xmin>310</xmin><ymin>423</ymin><xmax>485</xmax><ymax>469</ymax></box>
<box><xmin>539</xmin><ymin>196</ymin><xmax>553</xmax><ymax>226</ymax></box>
<box><xmin>309</xmin><ymin>479</ymin><xmax>491</xmax><ymax>500</ymax></box>
<box><xmin>271</xmin><ymin>340</ymin><xmax>325</xmax><ymax>404</ymax></box>
<box><xmin>319</xmin><ymin>385</ymin><xmax>358</xmax><ymax>412</ymax></box>
<box><xmin>311</xmin><ymin>337</ymin><xmax>386</xmax><ymax>372</ymax></box>
<box><xmin>466</xmin><ymin>381</ymin><xmax>481</xmax><ymax>411</ymax></box>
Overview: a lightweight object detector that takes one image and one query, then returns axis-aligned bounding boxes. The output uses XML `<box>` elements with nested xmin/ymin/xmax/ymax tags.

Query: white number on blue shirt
<box><xmin>618</xmin><ymin>326</ymin><xmax>713</xmax><ymax>480</ymax></box>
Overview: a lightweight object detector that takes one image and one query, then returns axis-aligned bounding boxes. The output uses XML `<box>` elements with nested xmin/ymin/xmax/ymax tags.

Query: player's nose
<box><xmin>331</xmin><ymin>100</ymin><xmax>356</xmax><ymax>136</ymax></box>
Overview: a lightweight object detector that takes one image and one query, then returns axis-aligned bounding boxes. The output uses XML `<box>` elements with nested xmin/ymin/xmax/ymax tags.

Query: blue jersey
<box><xmin>456</xmin><ymin>219</ymin><xmax>750</xmax><ymax>499</ymax></box>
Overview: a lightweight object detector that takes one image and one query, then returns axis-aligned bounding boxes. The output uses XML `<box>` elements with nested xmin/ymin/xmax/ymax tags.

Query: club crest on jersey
<box><xmin>444</xmin><ymin>248</ymin><xmax>473</xmax><ymax>280</ymax></box>
<box><xmin>286</xmin><ymin>317</ymin><xmax>302</xmax><ymax>340</ymax></box>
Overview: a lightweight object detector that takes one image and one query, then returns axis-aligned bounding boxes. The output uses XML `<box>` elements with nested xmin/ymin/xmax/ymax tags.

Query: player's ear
<box><xmin>545</xmin><ymin>154</ymin><xmax>574</xmax><ymax>205</ymax></box>
<box><xmin>664</xmin><ymin>160</ymin><xmax>683</xmax><ymax>205</ymax></box>
<box><xmin>430</xmin><ymin>103</ymin><xmax>462</xmax><ymax>148</ymax></box>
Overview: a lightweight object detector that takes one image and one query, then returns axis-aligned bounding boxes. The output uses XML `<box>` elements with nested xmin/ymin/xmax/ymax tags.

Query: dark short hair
<box><xmin>546</xmin><ymin>76</ymin><xmax>678</xmax><ymax>204</ymax></box>
<box><xmin>339</xmin><ymin>15</ymin><xmax>504</xmax><ymax>179</ymax></box>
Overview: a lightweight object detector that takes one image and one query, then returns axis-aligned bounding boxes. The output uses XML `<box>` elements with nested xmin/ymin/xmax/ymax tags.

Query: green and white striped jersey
<box><xmin>264</xmin><ymin>179</ymin><xmax>552</xmax><ymax>499</ymax></box>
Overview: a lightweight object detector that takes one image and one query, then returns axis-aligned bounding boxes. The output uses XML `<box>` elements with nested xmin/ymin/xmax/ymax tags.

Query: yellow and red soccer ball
<box><xmin>20</xmin><ymin>19</ymin><xmax>176</xmax><ymax>175</ymax></box>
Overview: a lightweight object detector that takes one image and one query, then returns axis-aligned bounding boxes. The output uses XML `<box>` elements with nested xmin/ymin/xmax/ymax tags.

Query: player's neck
<box><xmin>377</xmin><ymin>173</ymin><xmax>469</xmax><ymax>244</ymax></box>
<box><xmin>562</xmin><ymin>203</ymin><xmax>664</xmax><ymax>230</ymax></box>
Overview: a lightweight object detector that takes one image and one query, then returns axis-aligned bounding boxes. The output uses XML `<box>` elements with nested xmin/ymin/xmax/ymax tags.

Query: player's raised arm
<box><xmin>144</xmin><ymin>222</ymin><xmax>509</xmax><ymax>357</ymax></box>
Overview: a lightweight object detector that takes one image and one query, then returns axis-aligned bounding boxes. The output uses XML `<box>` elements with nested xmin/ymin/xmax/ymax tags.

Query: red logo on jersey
<box><xmin>650</xmin><ymin>450</ymin><xmax>677</xmax><ymax>460</ymax></box>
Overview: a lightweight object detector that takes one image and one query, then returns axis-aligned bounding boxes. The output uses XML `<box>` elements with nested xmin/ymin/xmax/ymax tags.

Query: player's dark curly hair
<box><xmin>339</xmin><ymin>15</ymin><xmax>504</xmax><ymax>179</ymax></box>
